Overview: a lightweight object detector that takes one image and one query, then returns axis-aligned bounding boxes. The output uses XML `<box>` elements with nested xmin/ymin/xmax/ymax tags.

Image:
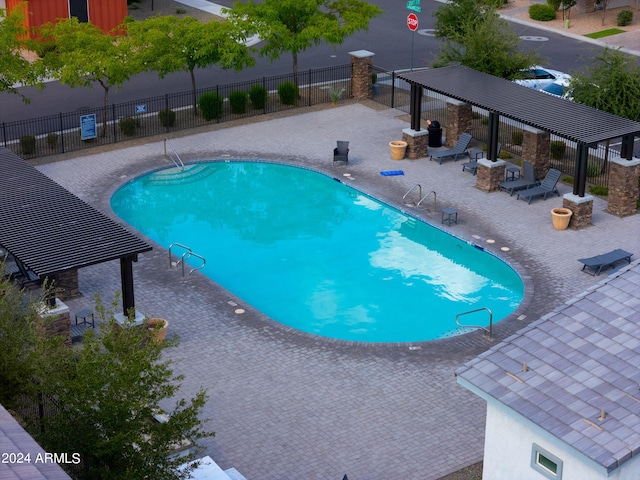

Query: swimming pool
<box><xmin>111</xmin><ymin>161</ymin><xmax>524</xmax><ymax>343</ymax></box>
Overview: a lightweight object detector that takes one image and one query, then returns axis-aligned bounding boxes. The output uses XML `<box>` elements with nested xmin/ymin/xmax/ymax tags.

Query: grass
<box><xmin>584</xmin><ymin>28</ymin><xmax>625</xmax><ymax>39</ymax></box>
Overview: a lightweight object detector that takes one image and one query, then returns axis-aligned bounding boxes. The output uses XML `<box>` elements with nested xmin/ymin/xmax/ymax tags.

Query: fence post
<box><xmin>2</xmin><ymin>122</ymin><xmax>6</xmax><ymax>148</ymax></box>
<box><xmin>59</xmin><ymin>113</ymin><xmax>65</xmax><ymax>153</ymax></box>
<box><xmin>391</xmin><ymin>71</ymin><xmax>396</xmax><ymax>109</ymax></box>
<box><xmin>112</xmin><ymin>104</ymin><xmax>117</xmax><ymax>143</ymax></box>
<box><xmin>165</xmin><ymin>94</ymin><xmax>170</xmax><ymax>133</ymax></box>
<box><xmin>308</xmin><ymin>68</ymin><xmax>312</xmax><ymax>107</ymax></box>
<box><xmin>263</xmin><ymin>77</ymin><xmax>267</xmax><ymax>114</ymax></box>
<box><xmin>38</xmin><ymin>391</ymin><xmax>45</xmax><ymax>434</ymax></box>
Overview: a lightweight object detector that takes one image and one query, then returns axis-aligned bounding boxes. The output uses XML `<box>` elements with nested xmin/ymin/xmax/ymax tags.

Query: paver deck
<box><xmin>37</xmin><ymin>102</ymin><xmax>640</xmax><ymax>479</ymax></box>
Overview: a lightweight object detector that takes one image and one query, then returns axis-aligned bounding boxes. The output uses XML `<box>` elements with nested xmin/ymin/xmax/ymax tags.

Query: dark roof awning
<box><xmin>399</xmin><ymin>65</ymin><xmax>640</xmax><ymax>145</ymax></box>
<box><xmin>0</xmin><ymin>148</ymin><xmax>151</xmax><ymax>277</ymax></box>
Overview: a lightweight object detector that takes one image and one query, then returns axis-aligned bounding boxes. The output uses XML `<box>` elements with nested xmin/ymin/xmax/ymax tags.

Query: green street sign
<box><xmin>406</xmin><ymin>0</ymin><xmax>421</xmax><ymax>12</ymax></box>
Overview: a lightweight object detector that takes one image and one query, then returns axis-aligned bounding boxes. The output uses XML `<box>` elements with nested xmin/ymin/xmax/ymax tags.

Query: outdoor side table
<box><xmin>442</xmin><ymin>208</ymin><xmax>458</xmax><ymax>226</ymax></box>
<box><xmin>75</xmin><ymin>308</ymin><xmax>95</xmax><ymax>328</ymax></box>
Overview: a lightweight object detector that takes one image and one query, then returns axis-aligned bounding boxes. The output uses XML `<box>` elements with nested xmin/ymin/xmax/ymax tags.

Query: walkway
<box><xmin>37</xmin><ymin>101</ymin><xmax>640</xmax><ymax>479</ymax></box>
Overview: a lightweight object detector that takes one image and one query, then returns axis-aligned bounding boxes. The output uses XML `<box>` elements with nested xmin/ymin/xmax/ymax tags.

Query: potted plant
<box><xmin>551</xmin><ymin>207</ymin><xmax>572</xmax><ymax>230</ymax></box>
<box><xmin>389</xmin><ymin>140</ymin><xmax>408</xmax><ymax>160</ymax></box>
<box><xmin>146</xmin><ymin>318</ymin><xmax>168</xmax><ymax>344</ymax></box>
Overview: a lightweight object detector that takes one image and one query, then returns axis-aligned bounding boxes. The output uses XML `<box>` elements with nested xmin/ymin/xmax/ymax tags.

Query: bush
<box><xmin>617</xmin><ymin>10</ymin><xmax>633</xmax><ymax>26</ymax></box>
<box><xmin>278</xmin><ymin>81</ymin><xmax>298</xmax><ymax>106</ymax></box>
<box><xmin>498</xmin><ymin>150</ymin><xmax>513</xmax><ymax>160</ymax></box>
<box><xmin>511</xmin><ymin>131</ymin><xmax>523</xmax><ymax>145</ymax></box>
<box><xmin>119</xmin><ymin>117</ymin><xmax>137</xmax><ymax>136</ymax></box>
<box><xmin>586</xmin><ymin>161</ymin><xmax>601</xmax><ymax>177</ymax></box>
<box><xmin>589</xmin><ymin>185</ymin><xmax>608</xmax><ymax>196</ymax></box>
<box><xmin>249</xmin><ymin>84</ymin><xmax>268</xmax><ymax>110</ymax></box>
<box><xmin>198</xmin><ymin>92</ymin><xmax>224</xmax><ymax>121</ymax></box>
<box><xmin>371</xmin><ymin>73</ymin><xmax>378</xmax><ymax>84</ymax></box>
<box><xmin>547</xmin><ymin>0</ymin><xmax>562</xmax><ymax>10</ymax></box>
<box><xmin>550</xmin><ymin>140</ymin><xmax>566</xmax><ymax>159</ymax></box>
<box><xmin>46</xmin><ymin>132</ymin><xmax>59</xmax><ymax>149</ymax></box>
<box><xmin>158</xmin><ymin>109</ymin><xmax>176</xmax><ymax>128</ymax></box>
<box><xmin>20</xmin><ymin>135</ymin><xmax>36</xmax><ymax>155</ymax></box>
<box><xmin>229</xmin><ymin>90</ymin><xmax>248</xmax><ymax>114</ymax></box>
<box><xmin>529</xmin><ymin>4</ymin><xmax>557</xmax><ymax>20</ymax></box>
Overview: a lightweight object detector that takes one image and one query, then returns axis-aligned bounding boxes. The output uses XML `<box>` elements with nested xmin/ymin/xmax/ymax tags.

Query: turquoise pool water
<box><xmin>111</xmin><ymin>161</ymin><xmax>523</xmax><ymax>342</ymax></box>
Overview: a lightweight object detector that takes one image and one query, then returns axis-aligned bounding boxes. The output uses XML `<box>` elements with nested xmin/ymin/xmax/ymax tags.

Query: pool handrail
<box><xmin>403</xmin><ymin>184</ymin><xmax>422</xmax><ymax>206</ymax></box>
<box><xmin>164</xmin><ymin>139</ymin><xmax>185</xmax><ymax>170</ymax></box>
<box><xmin>168</xmin><ymin>242</ymin><xmax>206</xmax><ymax>277</ymax></box>
<box><xmin>455</xmin><ymin>307</ymin><xmax>493</xmax><ymax>339</ymax></box>
<box><xmin>416</xmin><ymin>190</ymin><xmax>436</xmax><ymax>212</ymax></box>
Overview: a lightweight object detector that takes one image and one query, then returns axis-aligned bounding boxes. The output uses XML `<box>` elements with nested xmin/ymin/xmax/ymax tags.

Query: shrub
<box><xmin>198</xmin><ymin>92</ymin><xmax>224</xmax><ymax>121</ymax></box>
<box><xmin>176</xmin><ymin>7</ymin><xmax>187</xmax><ymax>14</ymax></box>
<box><xmin>20</xmin><ymin>135</ymin><xmax>36</xmax><ymax>155</ymax></box>
<box><xmin>371</xmin><ymin>72</ymin><xmax>378</xmax><ymax>84</ymax></box>
<box><xmin>46</xmin><ymin>132</ymin><xmax>59</xmax><ymax>149</ymax></box>
<box><xmin>550</xmin><ymin>140</ymin><xmax>566</xmax><ymax>159</ymax></box>
<box><xmin>498</xmin><ymin>150</ymin><xmax>513</xmax><ymax>160</ymax></box>
<box><xmin>589</xmin><ymin>185</ymin><xmax>609</xmax><ymax>196</ymax></box>
<box><xmin>249</xmin><ymin>84</ymin><xmax>268</xmax><ymax>110</ymax></box>
<box><xmin>229</xmin><ymin>90</ymin><xmax>248</xmax><ymax>114</ymax></box>
<box><xmin>481</xmin><ymin>117</ymin><xmax>489</xmax><ymax>125</ymax></box>
<box><xmin>119</xmin><ymin>117</ymin><xmax>137</xmax><ymax>136</ymax></box>
<box><xmin>278</xmin><ymin>81</ymin><xmax>298</xmax><ymax>106</ymax></box>
<box><xmin>617</xmin><ymin>10</ymin><xmax>633</xmax><ymax>26</ymax></box>
<box><xmin>485</xmin><ymin>0</ymin><xmax>508</xmax><ymax>7</ymax></box>
<box><xmin>158</xmin><ymin>109</ymin><xmax>176</xmax><ymax>128</ymax></box>
<box><xmin>529</xmin><ymin>4</ymin><xmax>557</xmax><ymax>20</ymax></box>
<box><xmin>472</xmin><ymin>111</ymin><xmax>482</xmax><ymax>119</ymax></box>
<box><xmin>586</xmin><ymin>161</ymin><xmax>601</xmax><ymax>177</ymax></box>
<box><xmin>561</xmin><ymin>175</ymin><xmax>574</xmax><ymax>184</ymax></box>
<box><xmin>511</xmin><ymin>131</ymin><xmax>523</xmax><ymax>145</ymax></box>
<box><xmin>547</xmin><ymin>0</ymin><xmax>562</xmax><ymax>10</ymax></box>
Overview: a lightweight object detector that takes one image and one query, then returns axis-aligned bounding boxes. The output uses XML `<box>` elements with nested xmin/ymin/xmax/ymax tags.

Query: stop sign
<box><xmin>407</xmin><ymin>13</ymin><xmax>419</xmax><ymax>31</ymax></box>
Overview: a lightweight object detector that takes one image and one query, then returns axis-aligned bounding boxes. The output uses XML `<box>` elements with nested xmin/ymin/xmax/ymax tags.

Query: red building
<box><xmin>5</xmin><ymin>0</ymin><xmax>129</xmax><ymax>36</ymax></box>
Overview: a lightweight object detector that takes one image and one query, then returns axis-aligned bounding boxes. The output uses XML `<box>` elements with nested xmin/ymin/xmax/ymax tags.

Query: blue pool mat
<box><xmin>380</xmin><ymin>170</ymin><xmax>404</xmax><ymax>176</ymax></box>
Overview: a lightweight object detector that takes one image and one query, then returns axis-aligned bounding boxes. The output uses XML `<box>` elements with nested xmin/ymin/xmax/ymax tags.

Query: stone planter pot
<box><xmin>389</xmin><ymin>141</ymin><xmax>408</xmax><ymax>160</ymax></box>
<box><xmin>146</xmin><ymin>318</ymin><xmax>168</xmax><ymax>344</ymax></box>
<box><xmin>551</xmin><ymin>207</ymin><xmax>572</xmax><ymax>230</ymax></box>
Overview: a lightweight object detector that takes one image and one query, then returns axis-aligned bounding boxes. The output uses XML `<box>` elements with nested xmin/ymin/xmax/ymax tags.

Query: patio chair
<box><xmin>462</xmin><ymin>143</ymin><xmax>502</xmax><ymax>175</ymax></box>
<box><xmin>333</xmin><ymin>141</ymin><xmax>349</xmax><ymax>165</ymax></box>
<box><xmin>429</xmin><ymin>132</ymin><xmax>472</xmax><ymax>164</ymax></box>
<box><xmin>499</xmin><ymin>161</ymin><xmax>539</xmax><ymax>196</ymax></box>
<box><xmin>516</xmin><ymin>168</ymin><xmax>562</xmax><ymax>204</ymax></box>
<box><xmin>578</xmin><ymin>249</ymin><xmax>633</xmax><ymax>276</ymax></box>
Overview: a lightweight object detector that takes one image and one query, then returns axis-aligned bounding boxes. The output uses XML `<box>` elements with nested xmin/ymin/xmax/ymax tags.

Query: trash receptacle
<box><xmin>428</xmin><ymin>120</ymin><xmax>442</xmax><ymax>148</ymax></box>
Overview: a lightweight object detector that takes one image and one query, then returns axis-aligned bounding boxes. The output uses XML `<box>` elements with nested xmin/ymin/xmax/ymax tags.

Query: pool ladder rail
<box><xmin>456</xmin><ymin>307</ymin><xmax>493</xmax><ymax>339</ymax></box>
<box><xmin>168</xmin><ymin>242</ymin><xmax>206</xmax><ymax>277</ymax></box>
<box><xmin>164</xmin><ymin>139</ymin><xmax>185</xmax><ymax>171</ymax></box>
<box><xmin>403</xmin><ymin>184</ymin><xmax>437</xmax><ymax>212</ymax></box>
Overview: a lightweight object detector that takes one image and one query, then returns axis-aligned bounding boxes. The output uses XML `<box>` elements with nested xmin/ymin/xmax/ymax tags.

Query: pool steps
<box><xmin>179</xmin><ymin>455</ymin><xmax>248</xmax><ymax>480</ymax></box>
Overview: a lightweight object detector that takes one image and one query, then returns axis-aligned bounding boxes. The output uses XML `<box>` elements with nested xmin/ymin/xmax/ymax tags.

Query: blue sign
<box><xmin>135</xmin><ymin>104</ymin><xmax>147</xmax><ymax>114</ymax></box>
<box><xmin>80</xmin><ymin>114</ymin><xmax>97</xmax><ymax>140</ymax></box>
<box><xmin>406</xmin><ymin>0</ymin><xmax>421</xmax><ymax>12</ymax></box>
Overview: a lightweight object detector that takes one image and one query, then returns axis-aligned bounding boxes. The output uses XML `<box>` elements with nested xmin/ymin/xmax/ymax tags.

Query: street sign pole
<box><xmin>406</xmin><ymin>13</ymin><xmax>419</xmax><ymax>71</ymax></box>
<box><xmin>411</xmin><ymin>31</ymin><xmax>415</xmax><ymax>71</ymax></box>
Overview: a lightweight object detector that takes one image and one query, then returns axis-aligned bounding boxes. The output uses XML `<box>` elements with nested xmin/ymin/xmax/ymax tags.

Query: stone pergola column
<box><xmin>522</xmin><ymin>126</ymin><xmax>550</xmax><ymax>180</ymax></box>
<box><xmin>607</xmin><ymin>156</ymin><xmax>640</xmax><ymax>217</ymax></box>
<box><xmin>445</xmin><ymin>100</ymin><xmax>472</xmax><ymax>148</ymax></box>
<box><xmin>349</xmin><ymin>50</ymin><xmax>375</xmax><ymax>101</ymax></box>
<box><xmin>476</xmin><ymin>158</ymin><xmax>506</xmax><ymax>193</ymax></box>
<box><xmin>402</xmin><ymin>128</ymin><xmax>429</xmax><ymax>159</ymax></box>
<box><xmin>54</xmin><ymin>268</ymin><xmax>80</xmax><ymax>300</ymax></box>
<box><xmin>563</xmin><ymin>193</ymin><xmax>594</xmax><ymax>230</ymax></box>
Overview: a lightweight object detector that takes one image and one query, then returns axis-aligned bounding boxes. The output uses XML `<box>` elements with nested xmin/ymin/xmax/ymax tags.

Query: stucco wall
<box><xmin>483</xmin><ymin>401</ymin><xmax>640</xmax><ymax>480</ymax></box>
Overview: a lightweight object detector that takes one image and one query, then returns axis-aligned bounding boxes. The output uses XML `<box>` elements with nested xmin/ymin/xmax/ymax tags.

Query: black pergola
<box><xmin>399</xmin><ymin>65</ymin><xmax>640</xmax><ymax>196</ymax></box>
<box><xmin>0</xmin><ymin>148</ymin><xmax>152</xmax><ymax>315</ymax></box>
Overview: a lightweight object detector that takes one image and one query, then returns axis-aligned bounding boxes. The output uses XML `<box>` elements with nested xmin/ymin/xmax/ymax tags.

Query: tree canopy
<box><xmin>570</xmin><ymin>47</ymin><xmax>640</xmax><ymax>121</ymax></box>
<box><xmin>225</xmin><ymin>0</ymin><xmax>383</xmax><ymax>82</ymax></box>
<box><xmin>434</xmin><ymin>0</ymin><xmax>542</xmax><ymax>78</ymax></box>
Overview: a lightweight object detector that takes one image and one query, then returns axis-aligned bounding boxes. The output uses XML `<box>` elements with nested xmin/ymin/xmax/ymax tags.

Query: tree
<box><xmin>224</xmin><ymin>0</ymin><xmax>383</xmax><ymax>85</ymax></box>
<box><xmin>0</xmin><ymin>5</ymin><xmax>45</xmax><ymax>102</ymax></box>
<box><xmin>35</xmin><ymin>295</ymin><xmax>214</xmax><ymax>480</ymax></box>
<box><xmin>570</xmin><ymin>47</ymin><xmax>640</xmax><ymax>121</ymax></box>
<box><xmin>434</xmin><ymin>3</ymin><xmax>542</xmax><ymax>79</ymax></box>
<box><xmin>38</xmin><ymin>18</ymin><xmax>144</xmax><ymax>135</ymax></box>
<box><xmin>127</xmin><ymin>16</ymin><xmax>255</xmax><ymax>115</ymax></box>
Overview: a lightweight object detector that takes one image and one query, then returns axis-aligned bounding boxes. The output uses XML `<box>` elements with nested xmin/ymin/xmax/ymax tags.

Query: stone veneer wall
<box><xmin>350</xmin><ymin>51</ymin><xmax>374</xmax><ymax>101</ymax></box>
<box><xmin>40</xmin><ymin>311</ymin><xmax>71</xmax><ymax>346</ymax></box>
<box><xmin>445</xmin><ymin>101</ymin><xmax>472</xmax><ymax>148</ymax></box>
<box><xmin>522</xmin><ymin>128</ymin><xmax>550</xmax><ymax>181</ymax></box>
<box><xmin>476</xmin><ymin>160</ymin><xmax>506</xmax><ymax>193</ymax></box>
<box><xmin>607</xmin><ymin>159</ymin><xmax>640</xmax><ymax>217</ymax></box>
<box><xmin>563</xmin><ymin>197</ymin><xmax>593</xmax><ymax>230</ymax></box>
<box><xmin>55</xmin><ymin>268</ymin><xmax>80</xmax><ymax>300</ymax></box>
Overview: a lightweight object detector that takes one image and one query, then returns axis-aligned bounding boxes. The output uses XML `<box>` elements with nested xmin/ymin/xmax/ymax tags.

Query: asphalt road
<box><xmin>0</xmin><ymin>0</ymin><xmax>607</xmax><ymax>124</ymax></box>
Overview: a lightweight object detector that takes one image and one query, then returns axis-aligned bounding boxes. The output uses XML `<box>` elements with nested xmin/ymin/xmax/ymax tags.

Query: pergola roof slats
<box><xmin>399</xmin><ymin>66</ymin><xmax>640</xmax><ymax>145</ymax></box>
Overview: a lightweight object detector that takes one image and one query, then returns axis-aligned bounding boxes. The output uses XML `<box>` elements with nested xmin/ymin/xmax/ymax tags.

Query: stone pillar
<box><xmin>607</xmin><ymin>156</ymin><xmax>640</xmax><ymax>217</ymax></box>
<box><xmin>522</xmin><ymin>126</ymin><xmax>550</xmax><ymax>181</ymax></box>
<box><xmin>576</xmin><ymin>0</ymin><xmax>595</xmax><ymax>13</ymax></box>
<box><xmin>349</xmin><ymin>50</ymin><xmax>375</xmax><ymax>101</ymax></box>
<box><xmin>445</xmin><ymin>100</ymin><xmax>472</xmax><ymax>148</ymax></box>
<box><xmin>563</xmin><ymin>193</ymin><xmax>594</xmax><ymax>230</ymax></box>
<box><xmin>54</xmin><ymin>268</ymin><xmax>80</xmax><ymax>300</ymax></box>
<box><xmin>402</xmin><ymin>127</ymin><xmax>429</xmax><ymax>159</ymax></box>
<box><xmin>476</xmin><ymin>159</ymin><xmax>506</xmax><ymax>193</ymax></box>
<box><xmin>39</xmin><ymin>299</ymin><xmax>71</xmax><ymax>346</ymax></box>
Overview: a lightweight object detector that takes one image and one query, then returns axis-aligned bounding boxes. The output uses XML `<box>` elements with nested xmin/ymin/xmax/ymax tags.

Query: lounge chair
<box><xmin>462</xmin><ymin>143</ymin><xmax>502</xmax><ymax>175</ymax></box>
<box><xmin>517</xmin><ymin>168</ymin><xmax>562</xmax><ymax>204</ymax></box>
<box><xmin>333</xmin><ymin>141</ymin><xmax>349</xmax><ymax>165</ymax></box>
<box><xmin>578</xmin><ymin>249</ymin><xmax>633</xmax><ymax>276</ymax></box>
<box><xmin>429</xmin><ymin>132</ymin><xmax>472</xmax><ymax>165</ymax></box>
<box><xmin>499</xmin><ymin>161</ymin><xmax>539</xmax><ymax>195</ymax></box>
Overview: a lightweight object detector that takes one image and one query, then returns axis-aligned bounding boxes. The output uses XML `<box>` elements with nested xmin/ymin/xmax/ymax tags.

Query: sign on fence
<box><xmin>135</xmin><ymin>104</ymin><xmax>147</xmax><ymax>114</ymax></box>
<box><xmin>80</xmin><ymin>114</ymin><xmax>97</xmax><ymax>140</ymax></box>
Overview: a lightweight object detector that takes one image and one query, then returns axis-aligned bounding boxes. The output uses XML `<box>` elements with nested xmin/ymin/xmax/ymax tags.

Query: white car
<box><xmin>514</xmin><ymin>66</ymin><xmax>571</xmax><ymax>90</ymax></box>
<box><xmin>539</xmin><ymin>77</ymin><xmax>573</xmax><ymax>99</ymax></box>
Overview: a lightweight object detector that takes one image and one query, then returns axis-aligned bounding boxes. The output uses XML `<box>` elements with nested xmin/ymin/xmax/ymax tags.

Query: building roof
<box><xmin>457</xmin><ymin>261</ymin><xmax>640</xmax><ymax>473</ymax></box>
<box><xmin>399</xmin><ymin>66</ymin><xmax>640</xmax><ymax>146</ymax></box>
<box><xmin>0</xmin><ymin>148</ymin><xmax>151</xmax><ymax>277</ymax></box>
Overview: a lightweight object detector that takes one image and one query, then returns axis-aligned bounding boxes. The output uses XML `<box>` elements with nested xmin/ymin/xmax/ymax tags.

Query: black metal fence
<box><xmin>1</xmin><ymin>64</ymin><xmax>352</xmax><ymax>159</ymax></box>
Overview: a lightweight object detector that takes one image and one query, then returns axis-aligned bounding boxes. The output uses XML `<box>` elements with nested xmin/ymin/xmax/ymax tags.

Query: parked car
<box><xmin>514</xmin><ymin>66</ymin><xmax>571</xmax><ymax>90</ymax></box>
<box><xmin>539</xmin><ymin>77</ymin><xmax>573</xmax><ymax>99</ymax></box>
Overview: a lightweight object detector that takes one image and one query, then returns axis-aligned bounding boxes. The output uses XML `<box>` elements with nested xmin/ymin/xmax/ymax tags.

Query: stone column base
<box><xmin>607</xmin><ymin>157</ymin><xmax>640</xmax><ymax>217</ymax></box>
<box><xmin>476</xmin><ymin>159</ymin><xmax>506</xmax><ymax>192</ymax></box>
<box><xmin>38</xmin><ymin>299</ymin><xmax>71</xmax><ymax>346</ymax></box>
<box><xmin>402</xmin><ymin>128</ymin><xmax>429</xmax><ymax>159</ymax></box>
<box><xmin>563</xmin><ymin>193</ymin><xmax>593</xmax><ymax>230</ymax></box>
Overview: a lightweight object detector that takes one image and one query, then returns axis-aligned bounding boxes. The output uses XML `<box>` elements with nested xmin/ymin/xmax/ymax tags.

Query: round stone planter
<box><xmin>551</xmin><ymin>207</ymin><xmax>572</xmax><ymax>230</ymax></box>
<box><xmin>389</xmin><ymin>141</ymin><xmax>408</xmax><ymax>160</ymax></box>
<box><xmin>146</xmin><ymin>318</ymin><xmax>168</xmax><ymax>344</ymax></box>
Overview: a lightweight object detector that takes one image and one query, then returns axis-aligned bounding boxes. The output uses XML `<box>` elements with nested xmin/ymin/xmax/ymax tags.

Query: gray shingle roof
<box><xmin>457</xmin><ymin>261</ymin><xmax>640</xmax><ymax>473</ymax></box>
